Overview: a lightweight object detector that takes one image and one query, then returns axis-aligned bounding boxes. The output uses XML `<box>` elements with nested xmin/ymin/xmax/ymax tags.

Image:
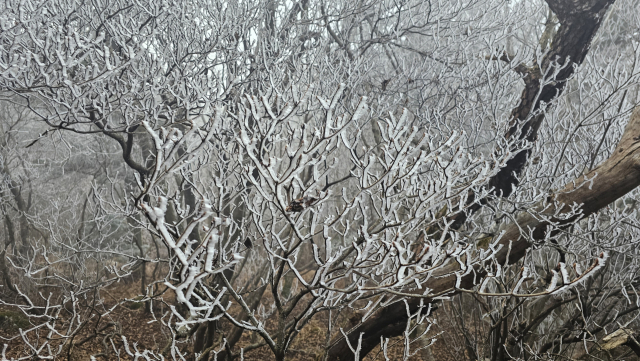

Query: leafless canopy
<box><xmin>1</xmin><ymin>0</ymin><xmax>640</xmax><ymax>360</ymax></box>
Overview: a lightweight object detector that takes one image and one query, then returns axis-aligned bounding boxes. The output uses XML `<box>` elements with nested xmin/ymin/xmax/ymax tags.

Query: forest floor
<box><xmin>0</xmin><ymin>276</ymin><xmax>464</xmax><ymax>361</ymax></box>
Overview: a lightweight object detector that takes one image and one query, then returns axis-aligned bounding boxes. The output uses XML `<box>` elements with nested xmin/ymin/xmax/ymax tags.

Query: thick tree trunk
<box><xmin>490</xmin><ymin>0</ymin><xmax>615</xmax><ymax>198</ymax></box>
<box><xmin>326</xmin><ymin>0</ymin><xmax>620</xmax><ymax>358</ymax></box>
<box><xmin>453</xmin><ymin>0</ymin><xmax>615</xmax><ymax>229</ymax></box>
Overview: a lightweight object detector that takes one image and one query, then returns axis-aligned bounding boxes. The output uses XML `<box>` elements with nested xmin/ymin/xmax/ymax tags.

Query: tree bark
<box><xmin>596</xmin><ymin>328</ymin><xmax>640</xmax><ymax>357</ymax></box>
<box><xmin>452</xmin><ymin>0</ymin><xmax>616</xmax><ymax>229</ymax></box>
<box><xmin>489</xmin><ymin>0</ymin><xmax>615</xmax><ymax>198</ymax></box>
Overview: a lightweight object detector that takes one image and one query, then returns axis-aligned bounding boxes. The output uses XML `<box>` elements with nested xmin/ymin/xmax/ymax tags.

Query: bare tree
<box><xmin>1</xmin><ymin>0</ymin><xmax>640</xmax><ymax>360</ymax></box>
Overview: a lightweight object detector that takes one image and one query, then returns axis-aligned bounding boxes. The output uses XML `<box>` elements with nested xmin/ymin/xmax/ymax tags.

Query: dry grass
<box><xmin>1</xmin><ymin>273</ymin><xmax>455</xmax><ymax>361</ymax></box>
